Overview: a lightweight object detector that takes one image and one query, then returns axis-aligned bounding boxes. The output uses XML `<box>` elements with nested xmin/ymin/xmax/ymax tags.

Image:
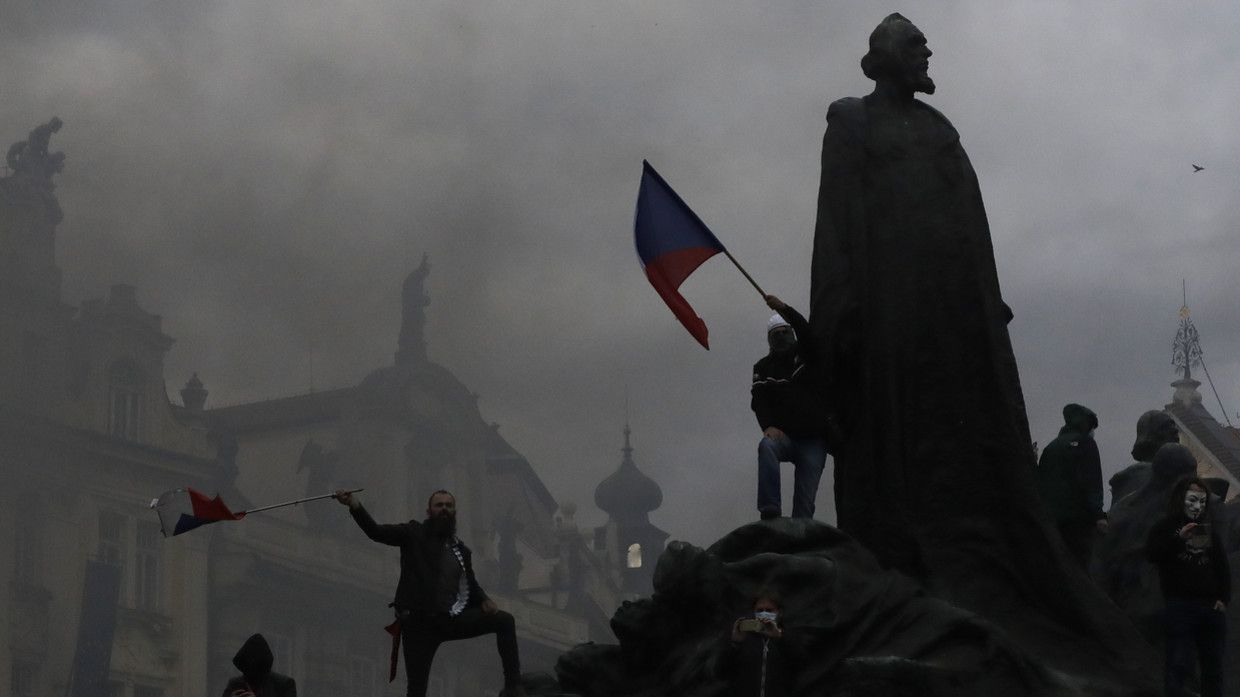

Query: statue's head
<box><xmin>861</xmin><ymin>13</ymin><xmax>935</xmax><ymax>95</ymax></box>
<box><xmin>1132</xmin><ymin>410</ymin><xmax>1179</xmax><ymax>461</ymax></box>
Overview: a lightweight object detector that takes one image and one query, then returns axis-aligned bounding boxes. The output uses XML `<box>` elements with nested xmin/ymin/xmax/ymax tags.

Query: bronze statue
<box><xmin>808</xmin><ymin>13</ymin><xmax>1153</xmax><ymax>687</ymax></box>
<box><xmin>396</xmin><ymin>252</ymin><xmax>431</xmax><ymax>365</ymax></box>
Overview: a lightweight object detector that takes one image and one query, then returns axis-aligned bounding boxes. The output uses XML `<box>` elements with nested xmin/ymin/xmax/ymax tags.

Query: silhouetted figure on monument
<box><xmin>221</xmin><ymin>633</ymin><xmax>297</xmax><ymax>697</ymax></box>
<box><xmin>807</xmin><ymin>12</ymin><xmax>1153</xmax><ymax>687</ymax></box>
<box><xmin>1108</xmin><ymin>410</ymin><xmax>1181</xmax><ymax>505</ymax></box>
<box><xmin>1035</xmin><ymin>404</ymin><xmax>1106</xmax><ymax>569</ymax></box>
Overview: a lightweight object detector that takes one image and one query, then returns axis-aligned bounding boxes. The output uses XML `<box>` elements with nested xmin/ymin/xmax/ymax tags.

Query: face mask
<box><xmin>1184</xmin><ymin>490</ymin><xmax>1207</xmax><ymax>520</ymax></box>
<box><xmin>769</xmin><ymin>333</ymin><xmax>796</xmax><ymax>353</ymax></box>
<box><xmin>754</xmin><ymin>610</ymin><xmax>778</xmax><ymax>622</ymax></box>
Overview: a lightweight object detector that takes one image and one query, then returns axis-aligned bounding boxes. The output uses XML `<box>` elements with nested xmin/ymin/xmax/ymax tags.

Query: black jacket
<box><xmin>1146</xmin><ymin>515</ymin><xmax>1231</xmax><ymax>605</ymax></box>
<box><xmin>349</xmin><ymin>505</ymin><xmax>488</xmax><ymax>616</ymax></box>
<box><xmin>1035</xmin><ymin>404</ymin><xmax>1103</xmax><ymax>523</ymax></box>
<box><xmin>720</xmin><ymin>630</ymin><xmax>801</xmax><ymax>697</ymax></box>
<box><xmin>751</xmin><ymin>305</ymin><xmax>829</xmax><ymax>438</ymax></box>
<box><xmin>221</xmin><ymin>634</ymin><xmax>297</xmax><ymax>697</ymax></box>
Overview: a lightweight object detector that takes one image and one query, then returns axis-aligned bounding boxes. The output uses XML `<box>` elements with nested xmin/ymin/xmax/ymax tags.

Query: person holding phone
<box><xmin>722</xmin><ymin>591</ymin><xmax>798</xmax><ymax>697</ymax></box>
<box><xmin>1146</xmin><ymin>477</ymin><xmax>1231</xmax><ymax>697</ymax></box>
<box><xmin>220</xmin><ymin>634</ymin><xmax>296</xmax><ymax>697</ymax></box>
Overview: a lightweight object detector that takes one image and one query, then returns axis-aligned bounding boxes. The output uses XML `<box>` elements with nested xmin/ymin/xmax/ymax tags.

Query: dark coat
<box><xmin>221</xmin><ymin>634</ymin><xmax>297</xmax><ymax>697</ymax></box>
<box><xmin>1035</xmin><ymin>404</ymin><xmax>1103</xmax><ymax>524</ymax></box>
<box><xmin>721</xmin><ymin>630</ymin><xmax>800</xmax><ymax>697</ymax></box>
<box><xmin>349</xmin><ymin>505</ymin><xmax>488</xmax><ymax>617</ymax></box>
<box><xmin>1146</xmin><ymin>515</ymin><xmax>1232</xmax><ymax>605</ymax></box>
<box><xmin>750</xmin><ymin>304</ymin><xmax>829</xmax><ymax>438</ymax></box>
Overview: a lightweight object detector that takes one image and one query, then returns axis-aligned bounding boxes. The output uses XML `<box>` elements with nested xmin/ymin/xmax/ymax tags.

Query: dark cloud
<box><xmin>4</xmin><ymin>3</ymin><xmax>1240</xmax><ymax>543</ymax></box>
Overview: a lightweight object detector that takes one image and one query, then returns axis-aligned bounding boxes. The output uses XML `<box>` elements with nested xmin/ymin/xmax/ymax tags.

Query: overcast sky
<box><xmin>4</xmin><ymin>2</ymin><xmax>1239</xmax><ymax>546</ymax></box>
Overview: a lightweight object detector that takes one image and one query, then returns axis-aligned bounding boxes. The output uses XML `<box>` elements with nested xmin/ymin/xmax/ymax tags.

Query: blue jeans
<box><xmin>757</xmin><ymin>435</ymin><xmax>827</xmax><ymax>518</ymax></box>
<box><xmin>1164</xmin><ymin>598</ymin><xmax>1227</xmax><ymax>697</ymax></box>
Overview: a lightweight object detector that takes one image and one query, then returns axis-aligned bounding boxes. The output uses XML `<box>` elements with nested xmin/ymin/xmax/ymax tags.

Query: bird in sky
<box><xmin>1192</xmin><ymin>164</ymin><xmax>1205</xmax><ymax>173</ymax></box>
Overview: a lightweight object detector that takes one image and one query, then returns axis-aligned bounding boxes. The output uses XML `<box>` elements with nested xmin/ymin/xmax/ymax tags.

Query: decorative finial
<box><xmin>1172</xmin><ymin>289</ymin><xmax>1202</xmax><ymax>381</ymax></box>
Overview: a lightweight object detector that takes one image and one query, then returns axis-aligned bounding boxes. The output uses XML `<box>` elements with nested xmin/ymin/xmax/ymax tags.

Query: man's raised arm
<box><xmin>334</xmin><ymin>490</ymin><xmax>408</xmax><ymax>546</ymax></box>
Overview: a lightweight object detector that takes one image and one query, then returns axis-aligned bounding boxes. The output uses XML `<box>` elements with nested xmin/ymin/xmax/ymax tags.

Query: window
<box><xmin>13</xmin><ymin>495</ymin><xmax>41</xmax><ymax>586</ymax></box>
<box><xmin>133</xmin><ymin>521</ymin><xmax>161</xmax><ymax>611</ymax></box>
<box><xmin>108</xmin><ymin>361</ymin><xmax>144</xmax><ymax>440</ymax></box>
<box><xmin>99</xmin><ymin>511</ymin><xmax>126</xmax><ymax>569</ymax></box>
<box><xmin>348</xmin><ymin>656</ymin><xmax>376</xmax><ymax>697</ymax></box>
<box><xmin>626</xmin><ymin>543</ymin><xmax>642</xmax><ymax>569</ymax></box>
<box><xmin>19</xmin><ymin>333</ymin><xmax>47</xmax><ymax>401</ymax></box>
<box><xmin>11</xmin><ymin>660</ymin><xmax>36</xmax><ymax>697</ymax></box>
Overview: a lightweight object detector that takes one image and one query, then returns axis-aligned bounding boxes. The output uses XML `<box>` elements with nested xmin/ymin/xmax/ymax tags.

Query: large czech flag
<box><xmin>634</xmin><ymin>161</ymin><xmax>726</xmax><ymax>349</ymax></box>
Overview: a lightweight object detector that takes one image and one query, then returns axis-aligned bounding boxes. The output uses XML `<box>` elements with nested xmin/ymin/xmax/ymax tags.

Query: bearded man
<box><xmin>807</xmin><ymin>13</ymin><xmax>1154</xmax><ymax>686</ymax></box>
<box><xmin>334</xmin><ymin>489</ymin><xmax>525</xmax><ymax>697</ymax></box>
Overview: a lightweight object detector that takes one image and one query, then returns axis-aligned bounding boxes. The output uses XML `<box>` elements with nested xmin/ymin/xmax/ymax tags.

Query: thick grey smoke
<box><xmin>3</xmin><ymin>2</ymin><xmax>1239</xmax><ymax>543</ymax></box>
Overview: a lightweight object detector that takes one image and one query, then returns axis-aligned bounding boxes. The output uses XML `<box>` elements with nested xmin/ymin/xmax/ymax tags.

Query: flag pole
<box><xmin>720</xmin><ymin>249</ymin><xmax>766</xmax><ymax>299</ymax></box>
<box><xmin>241</xmin><ymin>488</ymin><xmax>364</xmax><ymax>515</ymax></box>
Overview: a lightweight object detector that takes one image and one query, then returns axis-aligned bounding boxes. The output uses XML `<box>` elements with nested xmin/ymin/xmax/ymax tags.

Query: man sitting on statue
<box><xmin>750</xmin><ymin>294</ymin><xmax>833</xmax><ymax>520</ymax></box>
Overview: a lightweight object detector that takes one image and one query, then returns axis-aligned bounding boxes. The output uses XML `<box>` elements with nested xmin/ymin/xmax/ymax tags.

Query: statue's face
<box><xmin>1184</xmin><ymin>486</ymin><xmax>1208</xmax><ymax>521</ymax></box>
<box><xmin>1155</xmin><ymin>420</ymin><xmax>1180</xmax><ymax>445</ymax></box>
<box><xmin>891</xmin><ymin>22</ymin><xmax>935</xmax><ymax>94</ymax></box>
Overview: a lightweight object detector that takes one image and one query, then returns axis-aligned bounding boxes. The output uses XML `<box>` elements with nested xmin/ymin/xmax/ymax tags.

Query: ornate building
<box><xmin>0</xmin><ymin>119</ymin><xmax>656</xmax><ymax>697</ymax></box>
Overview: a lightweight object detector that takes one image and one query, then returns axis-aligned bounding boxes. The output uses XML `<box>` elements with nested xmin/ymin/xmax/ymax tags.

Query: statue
<box><xmin>2</xmin><ymin>117</ymin><xmax>66</xmax><ymax>226</ymax></box>
<box><xmin>6</xmin><ymin>117</ymin><xmax>65</xmax><ymax>183</ymax></box>
<box><xmin>807</xmin><ymin>13</ymin><xmax>1152</xmax><ymax>685</ymax></box>
<box><xmin>1107</xmin><ymin>410</ymin><xmax>1181</xmax><ymax>504</ymax></box>
<box><xmin>395</xmin><ymin>253</ymin><xmax>431</xmax><ymax>365</ymax></box>
<box><xmin>550</xmin><ymin>520</ymin><xmax>1094</xmax><ymax>697</ymax></box>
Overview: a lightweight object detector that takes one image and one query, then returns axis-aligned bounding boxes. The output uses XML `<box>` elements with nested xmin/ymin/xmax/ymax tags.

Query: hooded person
<box><xmin>221</xmin><ymin>633</ymin><xmax>297</xmax><ymax>697</ymax></box>
<box><xmin>1146</xmin><ymin>477</ymin><xmax>1231</xmax><ymax>697</ymax></box>
<box><xmin>1034</xmin><ymin>403</ymin><xmax>1105</xmax><ymax>568</ymax></box>
<box><xmin>1095</xmin><ymin>443</ymin><xmax>1199</xmax><ymax>641</ymax></box>
<box><xmin>1108</xmin><ymin>410</ymin><xmax>1181</xmax><ymax>505</ymax></box>
<box><xmin>750</xmin><ymin>295</ymin><xmax>833</xmax><ymax>520</ymax></box>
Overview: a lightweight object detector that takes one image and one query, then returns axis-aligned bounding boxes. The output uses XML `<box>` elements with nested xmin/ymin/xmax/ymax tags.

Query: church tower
<box><xmin>593</xmin><ymin>423</ymin><xmax>668</xmax><ymax>596</ymax></box>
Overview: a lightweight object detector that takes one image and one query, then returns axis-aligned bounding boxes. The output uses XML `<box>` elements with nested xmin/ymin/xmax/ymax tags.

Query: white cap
<box><xmin>767</xmin><ymin>313</ymin><xmax>790</xmax><ymax>334</ymax></box>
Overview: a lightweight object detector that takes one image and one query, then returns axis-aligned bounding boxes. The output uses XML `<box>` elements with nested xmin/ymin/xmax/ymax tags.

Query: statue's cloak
<box><xmin>808</xmin><ymin>95</ymin><xmax>1152</xmax><ymax>683</ymax></box>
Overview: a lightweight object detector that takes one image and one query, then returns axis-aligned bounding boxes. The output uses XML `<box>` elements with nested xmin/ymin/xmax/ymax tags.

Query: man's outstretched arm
<box><xmin>334</xmin><ymin>490</ymin><xmax>408</xmax><ymax>546</ymax></box>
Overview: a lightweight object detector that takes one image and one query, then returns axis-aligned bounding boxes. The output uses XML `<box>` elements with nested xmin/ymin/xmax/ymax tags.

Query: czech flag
<box><xmin>634</xmin><ymin>161</ymin><xmax>726</xmax><ymax>349</ymax></box>
<box><xmin>149</xmin><ymin>487</ymin><xmax>246</xmax><ymax>537</ymax></box>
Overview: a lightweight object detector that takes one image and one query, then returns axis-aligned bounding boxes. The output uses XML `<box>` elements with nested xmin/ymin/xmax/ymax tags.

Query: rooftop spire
<box><xmin>1171</xmin><ymin>284</ymin><xmax>1203</xmax><ymax>407</ymax></box>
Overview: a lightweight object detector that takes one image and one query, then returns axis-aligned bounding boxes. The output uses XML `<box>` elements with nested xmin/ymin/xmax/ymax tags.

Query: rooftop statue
<box><xmin>6</xmin><ymin>116</ymin><xmax>65</xmax><ymax>185</ymax></box>
<box><xmin>807</xmin><ymin>13</ymin><xmax>1154</xmax><ymax>688</ymax></box>
<box><xmin>2</xmin><ymin>117</ymin><xmax>66</xmax><ymax>226</ymax></box>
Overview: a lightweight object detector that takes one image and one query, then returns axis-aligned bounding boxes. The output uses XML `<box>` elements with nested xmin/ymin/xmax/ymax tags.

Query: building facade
<box><xmin>1</xmin><ymin>120</ymin><xmax>657</xmax><ymax>697</ymax></box>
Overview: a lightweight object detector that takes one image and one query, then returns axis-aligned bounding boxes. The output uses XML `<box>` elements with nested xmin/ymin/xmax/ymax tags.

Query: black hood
<box><xmin>1059</xmin><ymin>403</ymin><xmax>1097</xmax><ymax>436</ymax></box>
<box><xmin>232</xmin><ymin>633</ymin><xmax>273</xmax><ymax>680</ymax></box>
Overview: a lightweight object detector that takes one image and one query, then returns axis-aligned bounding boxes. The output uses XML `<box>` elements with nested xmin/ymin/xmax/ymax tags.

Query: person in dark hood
<box><xmin>1095</xmin><ymin>443</ymin><xmax>1199</xmax><ymax>641</ymax></box>
<box><xmin>1147</xmin><ymin>477</ymin><xmax>1231</xmax><ymax>697</ymax></box>
<box><xmin>1035</xmin><ymin>403</ymin><xmax>1105</xmax><ymax>568</ymax></box>
<box><xmin>221</xmin><ymin>633</ymin><xmax>296</xmax><ymax>697</ymax></box>
<box><xmin>1109</xmin><ymin>410</ymin><xmax>1181</xmax><ymax>505</ymax></box>
<box><xmin>750</xmin><ymin>294</ymin><xmax>833</xmax><ymax>520</ymax></box>
<box><xmin>334</xmin><ymin>489</ymin><xmax>525</xmax><ymax>697</ymax></box>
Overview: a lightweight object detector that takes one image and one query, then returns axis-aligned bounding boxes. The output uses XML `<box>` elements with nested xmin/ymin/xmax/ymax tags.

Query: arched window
<box><xmin>108</xmin><ymin>360</ymin><xmax>144</xmax><ymax>440</ymax></box>
<box><xmin>626</xmin><ymin>543</ymin><xmax>642</xmax><ymax>569</ymax></box>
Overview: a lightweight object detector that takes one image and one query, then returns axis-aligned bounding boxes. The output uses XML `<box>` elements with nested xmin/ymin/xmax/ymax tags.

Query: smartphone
<box><xmin>737</xmin><ymin>618</ymin><xmax>765</xmax><ymax>633</ymax></box>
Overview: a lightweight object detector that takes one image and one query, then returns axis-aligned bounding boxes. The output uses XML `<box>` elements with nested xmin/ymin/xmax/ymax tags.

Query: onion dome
<box><xmin>594</xmin><ymin>424</ymin><xmax>663</xmax><ymax>516</ymax></box>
